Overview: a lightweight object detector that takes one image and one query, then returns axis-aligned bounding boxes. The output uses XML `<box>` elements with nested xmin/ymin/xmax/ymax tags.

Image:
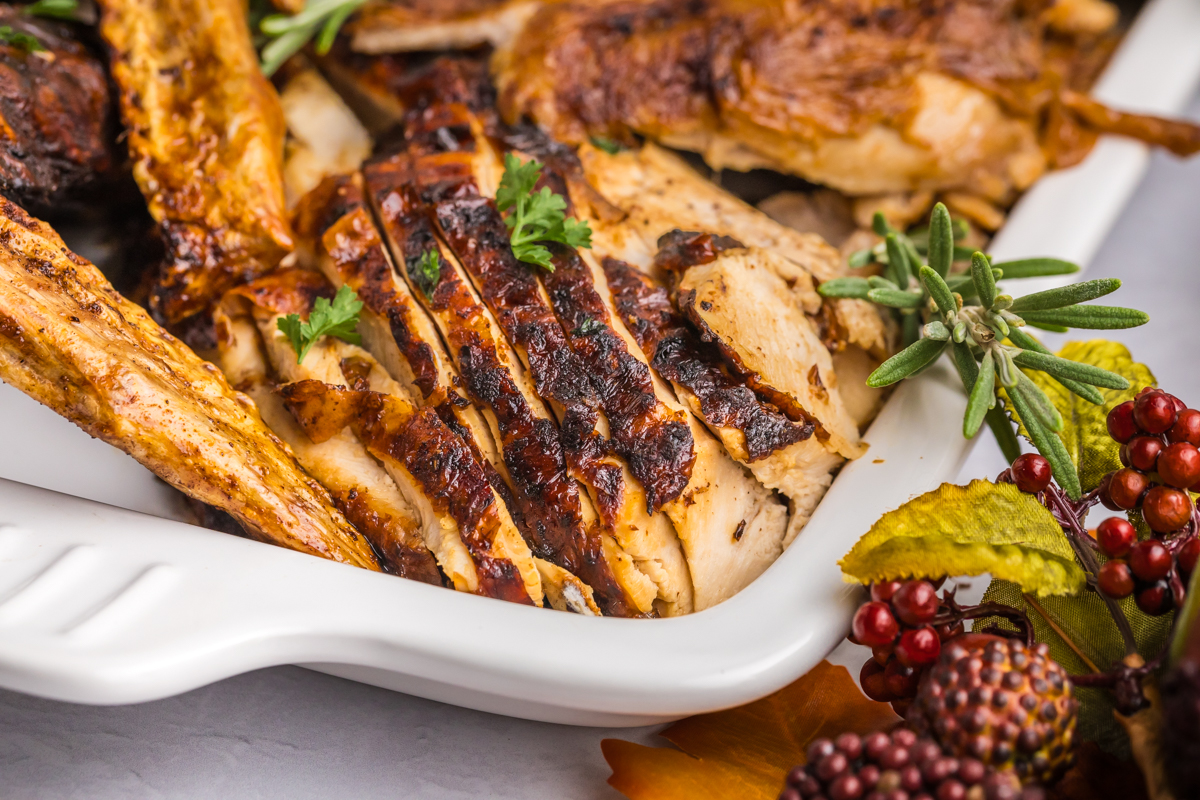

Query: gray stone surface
<box><xmin>1</xmin><ymin>95</ymin><xmax>1197</xmax><ymax>799</ymax></box>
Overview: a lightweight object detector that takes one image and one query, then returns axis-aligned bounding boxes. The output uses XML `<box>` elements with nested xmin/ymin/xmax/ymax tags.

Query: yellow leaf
<box><xmin>839</xmin><ymin>480</ymin><xmax>1086</xmax><ymax>596</ymax></box>
<box><xmin>1005</xmin><ymin>339</ymin><xmax>1155</xmax><ymax>493</ymax></box>
<box><xmin>603</xmin><ymin>661</ymin><xmax>899</xmax><ymax>800</ymax></box>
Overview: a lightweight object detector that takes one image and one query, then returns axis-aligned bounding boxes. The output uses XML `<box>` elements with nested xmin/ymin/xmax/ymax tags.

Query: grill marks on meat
<box><xmin>542</xmin><ymin>243</ymin><xmax>694</xmax><ymax>513</ymax></box>
<box><xmin>602</xmin><ymin>256</ymin><xmax>813</xmax><ymax>462</ymax></box>
<box><xmin>0</xmin><ymin>197</ymin><xmax>378</xmax><ymax>569</ymax></box>
<box><xmin>0</xmin><ymin>9</ymin><xmax>116</xmax><ymax>212</ymax></box>
<box><xmin>99</xmin><ymin>0</ymin><xmax>294</xmax><ymax>326</ymax></box>
<box><xmin>281</xmin><ymin>381</ymin><xmax>536</xmax><ymax>605</ymax></box>
<box><xmin>364</xmin><ymin>153</ymin><xmax>637</xmax><ymax>617</ymax></box>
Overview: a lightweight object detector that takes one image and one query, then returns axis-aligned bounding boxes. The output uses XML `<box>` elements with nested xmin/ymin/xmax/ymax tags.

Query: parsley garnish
<box><xmin>573</xmin><ymin>317</ymin><xmax>604</xmax><ymax>336</ymax></box>
<box><xmin>257</xmin><ymin>0</ymin><xmax>368</xmax><ymax>77</ymax></box>
<box><xmin>276</xmin><ymin>284</ymin><xmax>363</xmax><ymax>364</ymax></box>
<box><xmin>495</xmin><ymin>153</ymin><xmax>592</xmax><ymax>272</ymax></box>
<box><xmin>589</xmin><ymin>136</ymin><xmax>623</xmax><ymax>155</ymax></box>
<box><xmin>24</xmin><ymin>0</ymin><xmax>79</xmax><ymax>20</ymax></box>
<box><xmin>413</xmin><ymin>248</ymin><xmax>441</xmax><ymax>300</ymax></box>
<box><xmin>0</xmin><ymin>25</ymin><xmax>44</xmax><ymax>52</ymax></box>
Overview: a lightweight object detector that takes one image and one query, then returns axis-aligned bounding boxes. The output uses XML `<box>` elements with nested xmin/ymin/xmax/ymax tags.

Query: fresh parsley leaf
<box><xmin>276</xmin><ymin>284</ymin><xmax>363</xmax><ymax>363</ymax></box>
<box><xmin>257</xmin><ymin>0</ymin><xmax>368</xmax><ymax>77</ymax></box>
<box><xmin>0</xmin><ymin>25</ymin><xmax>44</xmax><ymax>51</ymax></box>
<box><xmin>573</xmin><ymin>317</ymin><xmax>604</xmax><ymax>336</ymax></box>
<box><xmin>413</xmin><ymin>248</ymin><xmax>441</xmax><ymax>300</ymax></box>
<box><xmin>24</xmin><ymin>0</ymin><xmax>78</xmax><ymax>19</ymax></box>
<box><xmin>589</xmin><ymin>136</ymin><xmax>622</xmax><ymax>155</ymax></box>
<box><xmin>496</xmin><ymin>153</ymin><xmax>592</xmax><ymax>272</ymax></box>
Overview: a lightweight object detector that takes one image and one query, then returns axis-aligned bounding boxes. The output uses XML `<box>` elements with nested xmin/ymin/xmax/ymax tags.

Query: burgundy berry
<box><xmin>1158</xmin><ymin>442</ymin><xmax>1200</xmax><ymax>489</ymax></box>
<box><xmin>895</xmin><ymin>626</ymin><xmax>942</xmax><ymax>668</ymax></box>
<box><xmin>871</xmin><ymin>580</ymin><xmax>904</xmax><ymax>603</ymax></box>
<box><xmin>860</xmin><ymin>659</ymin><xmax>893</xmax><ymax>702</ymax></box>
<box><xmin>1167</xmin><ymin>394</ymin><xmax>1187</xmax><ymax>415</ymax></box>
<box><xmin>1098</xmin><ymin>472</ymin><xmax>1122</xmax><ymax>511</ymax></box>
<box><xmin>1126</xmin><ymin>436</ymin><xmax>1163</xmax><ymax>473</ymax></box>
<box><xmin>892</xmin><ymin>580</ymin><xmax>941</xmax><ymax>626</ymax></box>
<box><xmin>1168</xmin><ymin>408</ymin><xmax>1200</xmax><ymax>446</ymax></box>
<box><xmin>1011</xmin><ymin>454</ymin><xmax>1053</xmax><ymax>493</ymax></box>
<box><xmin>872</xmin><ymin>644</ymin><xmax>893</xmax><ymax>666</ymax></box>
<box><xmin>884</xmin><ymin>657</ymin><xmax>921</xmax><ymax>699</ymax></box>
<box><xmin>1136</xmin><ymin>581</ymin><xmax>1173</xmax><ymax>616</ymax></box>
<box><xmin>1129</xmin><ymin>539</ymin><xmax>1172</xmax><ymax>581</ymax></box>
<box><xmin>1134</xmin><ymin>392</ymin><xmax>1178</xmax><ymax>434</ymax></box>
<box><xmin>1095</xmin><ymin>517</ymin><xmax>1136</xmax><ymax>559</ymax></box>
<box><xmin>1179</xmin><ymin>538</ymin><xmax>1200</xmax><ymax>577</ymax></box>
<box><xmin>1106</xmin><ymin>401</ymin><xmax>1138</xmax><ymax>444</ymax></box>
<box><xmin>1097</xmin><ymin>561</ymin><xmax>1134</xmax><ymax>599</ymax></box>
<box><xmin>853</xmin><ymin>601</ymin><xmax>900</xmax><ymax>647</ymax></box>
<box><xmin>1106</xmin><ymin>469</ymin><xmax>1149</xmax><ymax>510</ymax></box>
<box><xmin>1142</xmin><ymin>486</ymin><xmax>1194</xmax><ymax>534</ymax></box>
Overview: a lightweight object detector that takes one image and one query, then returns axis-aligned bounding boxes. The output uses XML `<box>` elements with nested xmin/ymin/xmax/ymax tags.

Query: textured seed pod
<box><xmin>907</xmin><ymin>634</ymin><xmax>1077</xmax><ymax>785</ymax></box>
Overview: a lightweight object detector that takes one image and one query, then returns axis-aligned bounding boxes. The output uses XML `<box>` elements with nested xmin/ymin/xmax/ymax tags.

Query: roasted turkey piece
<box><xmin>0</xmin><ymin>6</ymin><xmax>117</xmax><ymax>213</ymax></box>
<box><xmin>0</xmin><ymin>197</ymin><xmax>379</xmax><ymax>571</ymax></box>
<box><xmin>99</xmin><ymin>0</ymin><xmax>294</xmax><ymax>327</ymax></box>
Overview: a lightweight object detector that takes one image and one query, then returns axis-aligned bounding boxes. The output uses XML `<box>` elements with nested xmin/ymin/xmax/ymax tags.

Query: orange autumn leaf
<box><xmin>603</xmin><ymin>660</ymin><xmax>900</xmax><ymax>800</ymax></box>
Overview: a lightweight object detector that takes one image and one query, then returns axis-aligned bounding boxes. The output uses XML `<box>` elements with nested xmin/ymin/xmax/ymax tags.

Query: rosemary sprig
<box><xmin>256</xmin><ymin>0</ymin><xmax>367</xmax><ymax>77</ymax></box>
<box><xmin>827</xmin><ymin>202</ymin><xmax>1150</xmax><ymax>499</ymax></box>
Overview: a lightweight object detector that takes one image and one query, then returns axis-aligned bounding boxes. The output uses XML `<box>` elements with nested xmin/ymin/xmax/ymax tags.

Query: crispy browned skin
<box><xmin>348</xmin><ymin>0</ymin><xmax>540</xmax><ymax>54</ymax></box>
<box><xmin>0</xmin><ymin>8</ymin><xmax>116</xmax><ymax>212</ymax></box>
<box><xmin>365</xmin><ymin>153</ymin><xmax>636</xmax><ymax>617</ymax></box>
<box><xmin>601</xmin><ymin>255</ymin><xmax>814</xmax><ymax>462</ymax></box>
<box><xmin>0</xmin><ymin>198</ymin><xmax>378</xmax><ymax>569</ymax></box>
<box><xmin>99</xmin><ymin>0</ymin><xmax>294</xmax><ymax>325</ymax></box>
<box><xmin>280</xmin><ymin>381</ymin><xmax>535</xmax><ymax>604</ymax></box>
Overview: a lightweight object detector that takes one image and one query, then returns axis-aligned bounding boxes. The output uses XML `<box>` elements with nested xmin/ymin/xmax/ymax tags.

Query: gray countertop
<box><xmin>2</xmin><ymin>94</ymin><xmax>1198</xmax><ymax>798</ymax></box>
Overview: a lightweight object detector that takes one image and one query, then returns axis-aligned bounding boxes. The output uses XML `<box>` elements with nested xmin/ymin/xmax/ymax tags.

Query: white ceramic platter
<box><xmin>0</xmin><ymin>0</ymin><xmax>1198</xmax><ymax>727</ymax></box>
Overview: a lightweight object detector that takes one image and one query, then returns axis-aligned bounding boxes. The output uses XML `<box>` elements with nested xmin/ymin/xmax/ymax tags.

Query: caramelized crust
<box><xmin>280</xmin><ymin>381</ymin><xmax>536</xmax><ymax>605</ymax></box>
<box><xmin>0</xmin><ymin>8</ymin><xmax>116</xmax><ymax>212</ymax></box>
<box><xmin>602</xmin><ymin>255</ymin><xmax>814</xmax><ymax>462</ymax></box>
<box><xmin>349</xmin><ymin>0</ymin><xmax>540</xmax><ymax>54</ymax></box>
<box><xmin>99</xmin><ymin>0</ymin><xmax>294</xmax><ymax>324</ymax></box>
<box><xmin>0</xmin><ymin>198</ymin><xmax>377</xmax><ymax>569</ymax></box>
<box><xmin>365</xmin><ymin>154</ymin><xmax>636</xmax><ymax>617</ymax></box>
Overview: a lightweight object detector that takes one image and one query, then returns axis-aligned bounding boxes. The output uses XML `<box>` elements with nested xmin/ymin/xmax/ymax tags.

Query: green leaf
<box><xmin>1011</xmin><ymin>350</ymin><xmax>1130</xmax><ymax>391</ymax></box>
<box><xmin>839</xmin><ymin>480</ymin><xmax>1086</xmax><ymax>596</ymax></box>
<box><xmin>987</xmin><ymin>407</ymin><xmax>1023</xmax><ymax>463</ymax></box>
<box><xmin>498</xmin><ymin>154</ymin><xmax>593</xmax><ymax>270</ymax></box>
<box><xmin>276</xmin><ymin>284</ymin><xmax>363</xmax><ymax>364</ymax></box>
<box><xmin>0</xmin><ymin>24</ymin><xmax>44</xmax><ymax>51</ymax></box>
<box><xmin>927</xmin><ymin>203</ymin><xmax>953</xmax><ymax>278</ymax></box>
<box><xmin>1006</xmin><ymin>328</ymin><xmax>1105</xmax><ymax>405</ymax></box>
<box><xmin>23</xmin><ymin>0</ymin><xmax>78</xmax><ymax>19</ymax></box>
<box><xmin>964</xmin><ymin>351</ymin><xmax>995</xmax><ymax>438</ymax></box>
<box><xmin>1025</xmin><ymin>320</ymin><xmax>1070</xmax><ymax>333</ymax></box>
<box><xmin>1008</xmin><ymin>278</ymin><xmax>1121</xmax><ymax>313</ymax></box>
<box><xmin>980</xmin><ymin>579</ymin><xmax>1173</xmax><ymax>757</ymax></box>
<box><xmin>573</xmin><ymin>317</ymin><xmax>605</xmax><ymax>336</ymax></box>
<box><xmin>871</xmin><ymin>212</ymin><xmax>891</xmax><ymax>237</ymax></box>
<box><xmin>412</xmin><ymin>248</ymin><xmax>441</xmax><ymax>300</ymax></box>
<box><xmin>867</xmin><ymin>338</ymin><xmax>947</xmax><ymax>387</ymax></box>
<box><xmin>848</xmin><ymin>249</ymin><xmax>874</xmax><ymax>269</ymax></box>
<box><xmin>971</xmin><ymin>251</ymin><xmax>997</xmax><ymax>309</ymax></box>
<box><xmin>1008</xmin><ymin>377</ymin><xmax>1080</xmax><ymax>498</ymax></box>
<box><xmin>257</xmin><ymin>0</ymin><xmax>367</xmax><ymax>76</ymax></box>
<box><xmin>818</xmin><ymin>277</ymin><xmax>872</xmax><ymax>300</ymax></box>
<box><xmin>990</xmin><ymin>258</ymin><xmax>1080</xmax><ymax>280</ymax></box>
<box><xmin>1018</xmin><ymin>305</ymin><xmax>1149</xmax><ymax>330</ymax></box>
<box><xmin>884</xmin><ymin>234</ymin><xmax>911</xmax><ymax>289</ymax></box>
<box><xmin>866</xmin><ymin>288</ymin><xmax>923</xmax><ymax>309</ymax></box>
<box><xmin>589</xmin><ymin>136</ymin><xmax>623</xmax><ymax>155</ymax></box>
<box><xmin>919</xmin><ymin>265</ymin><xmax>956</xmax><ymax>317</ymax></box>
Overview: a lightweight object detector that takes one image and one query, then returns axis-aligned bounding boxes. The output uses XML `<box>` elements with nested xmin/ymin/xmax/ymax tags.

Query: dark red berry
<box><xmin>1136</xmin><ymin>581</ymin><xmax>1173</xmax><ymax>615</ymax></box>
<box><xmin>1106</xmin><ymin>401</ymin><xmax>1138</xmax><ymax>444</ymax></box>
<box><xmin>893</xmin><ymin>581</ymin><xmax>941</xmax><ymax>626</ymax></box>
<box><xmin>861</xmin><ymin>659</ymin><xmax>893</xmax><ymax>702</ymax></box>
<box><xmin>1106</xmin><ymin>468</ymin><xmax>1149</xmax><ymax>510</ymax></box>
<box><xmin>1159</xmin><ymin>442</ymin><xmax>1200</xmax><ymax>489</ymax></box>
<box><xmin>853</xmin><ymin>601</ymin><xmax>900</xmax><ymax>647</ymax></box>
<box><xmin>1142</xmin><ymin>486</ymin><xmax>1193</xmax><ymax>534</ymax></box>
<box><xmin>872</xmin><ymin>581</ymin><xmax>904</xmax><ymax>603</ymax></box>
<box><xmin>817</xmin><ymin>752</ymin><xmax>849</xmax><ymax>781</ymax></box>
<box><xmin>884</xmin><ymin>657</ymin><xmax>921</xmax><ymax>699</ymax></box>
<box><xmin>1126</xmin><ymin>436</ymin><xmax>1163</xmax><ymax>472</ymax></box>
<box><xmin>1168</xmin><ymin>394</ymin><xmax>1187</xmax><ymax>414</ymax></box>
<box><xmin>1097</xmin><ymin>560</ymin><xmax>1134</xmax><ymax>598</ymax></box>
<box><xmin>1129</xmin><ymin>539</ymin><xmax>1172</xmax><ymax>581</ymax></box>
<box><xmin>835</xmin><ymin>733</ymin><xmax>863</xmax><ymax>759</ymax></box>
<box><xmin>1096</xmin><ymin>517</ymin><xmax>1136</xmax><ymax>559</ymax></box>
<box><xmin>936</xmin><ymin>621</ymin><xmax>966</xmax><ymax>642</ymax></box>
<box><xmin>891</xmin><ymin>698</ymin><xmax>912</xmax><ymax>717</ymax></box>
<box><xmin>872</xmin><ymin>644</ymin><xmax>893</xmax><ymax>666</ymax></box>
<box><xmin>896</xmin><ymin>626</ymin><xmax>942</xmax><ymax>668</ymax></box>
<box><xmin>1011</xmin><ymin>454</ymin><xmax>1053</xmax><ymax>493</ymax></box>
<box><xmin>829</xmin><ymin>773</ymin><xmax>863</xmax><ymax>800</ymax></box>
<box><xmin>1168</xmin><ymin>409</ymin><xmax>1200</xmax><ymax>446</ymax></box>
<box><xmin>1179</xmin><ymin>538</ymin><xmax>1200</xmax><ymax>576</ymax></box>
<box><xmin>1098</xmin><ymin>473</ymin><xmax>1122</xmax><ymax>511</ymax></box>
<box><xmin>1134</xmin><ymin>392</ymin><xmax>1178</xmax><ymax>434</ymax></box>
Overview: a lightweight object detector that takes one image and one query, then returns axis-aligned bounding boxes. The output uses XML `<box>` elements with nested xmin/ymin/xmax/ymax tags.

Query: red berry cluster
<box><xmin>779</xmin><ymin>729</ymin><xmax>1044</xmax><ymax>800</ymax></box>
<box><xmin>1097</xmin><ymin>388</ymin><xmax>1199</xmax><ymax>615</ymax></box>
<box><xmin>853</xmin><ymin>580</ymin><xmax>963</xmax><ymax>714</ymax></box>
